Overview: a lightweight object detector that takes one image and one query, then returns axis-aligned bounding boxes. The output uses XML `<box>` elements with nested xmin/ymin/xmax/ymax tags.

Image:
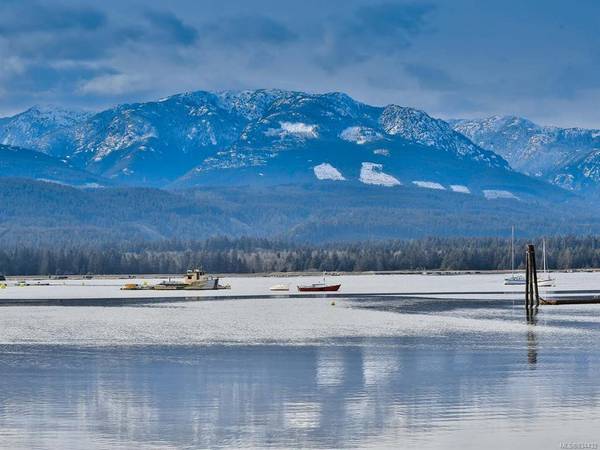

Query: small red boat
<box><xmin>297</xmin><ymin>283</ymin><xmax>341</xmax><ymax>292</ymax></box>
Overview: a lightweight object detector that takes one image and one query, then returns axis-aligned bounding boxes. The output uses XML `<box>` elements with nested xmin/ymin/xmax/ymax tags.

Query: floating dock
<box><xmin>541</xmin><ymin>296</ymin><xmax>600</xmax><ymax>305</ymax></box>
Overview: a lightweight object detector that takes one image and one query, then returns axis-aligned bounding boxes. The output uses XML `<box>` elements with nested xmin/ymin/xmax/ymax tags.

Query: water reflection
<box><xmin>527</xmin><ymin>329</ymin><xmax>538</xmax><ymax>367</ymax></box>
<box><xmin>1</xmin><ymin>297</ymin><xmax>599</xmax><ymax>449</ymax></box>
<box><xmin>1</xmin><ymin>334</ymin><xmax>599</xmax><ymax>449</ymax></box>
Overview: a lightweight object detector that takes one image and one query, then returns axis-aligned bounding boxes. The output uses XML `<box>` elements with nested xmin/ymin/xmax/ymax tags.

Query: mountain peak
<box><xmin>0</xmin><ymin>104</ymin><xmax>90</xmax><ymax>150</ymax></box>
<box><xmin>380</xmin><ymin>105</ymin><xmax>508</xmax><ymax>169</ymax></box>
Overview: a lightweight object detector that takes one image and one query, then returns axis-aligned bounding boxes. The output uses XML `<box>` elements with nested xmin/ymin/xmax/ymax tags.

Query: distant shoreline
<box><xmin>2</xmin><ymin>268</ymin><xmax>599</xmax><ymax>280</ymax></box>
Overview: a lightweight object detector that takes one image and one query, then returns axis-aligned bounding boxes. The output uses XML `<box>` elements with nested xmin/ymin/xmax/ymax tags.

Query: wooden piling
<box><xmin>525</xmin><ymin>244</ymin><xmax>539</xmax><ymax>321</ymax></box>
<box><xmin>530</xmin><ymin>245</ymin><xmax>540</xmax><ymax>308</ymax></box>
<box><xmin>525</xmin><ymin>247</ymin><xmax>531</xmax><ymax>310</ymax></box>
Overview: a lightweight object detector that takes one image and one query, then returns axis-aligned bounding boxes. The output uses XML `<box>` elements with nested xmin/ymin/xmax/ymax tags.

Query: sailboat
<box><xmin>538</xmin><ymin>238</ymin><xmax>555</xmax><ymax>287</ymax></box>
<box><xmin>504</xmin><ymin>226</ymin><xmax>526</xmax><ymax>285</ymax></box>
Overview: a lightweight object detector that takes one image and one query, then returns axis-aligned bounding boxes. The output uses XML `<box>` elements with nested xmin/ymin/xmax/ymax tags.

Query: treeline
<box><xmin>2</xmin><ymin>236</ymin><xmax>600</xmax><ymax>276</ymax></box>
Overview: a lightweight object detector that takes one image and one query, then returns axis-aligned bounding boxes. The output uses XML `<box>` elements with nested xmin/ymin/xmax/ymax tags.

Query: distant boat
<box><xmin>504</xmin><ymin>274</ymin><xmax>526</xmax><ymax>285</ymax></box>
<box><xmin>297</xmin><ymin>283</ymin><xmax>341</xmax><ymax>292</ymax></box>
<box><xmin>123</xmin><ymin>268</ymin><xmax>228</xmax><ymax>290</ymax></box>
<box><xmin>505</xmin><ymin>226</ymin><xmax>526</xmax><ymax>285</ymax></box>
<box><xmin>538</xmin><ymin>238</ymin><xmax>555</xmax><ymax>287</ymax></box>
<box><xmin>270</xmin><ymin>283</ymin><xmax>290</xmax><ymax>291</ymax></box>
<box><xmin>297</xmin><ymin>273</ymin><xmax>341</xmax><ymax>292</ymax></box>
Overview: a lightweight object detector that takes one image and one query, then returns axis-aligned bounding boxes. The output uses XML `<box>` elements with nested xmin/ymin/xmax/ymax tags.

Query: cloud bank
<box><xmin>0</xmin><ymin>0</ymin><xmax>599</xmax><ymax>127</ymax></box>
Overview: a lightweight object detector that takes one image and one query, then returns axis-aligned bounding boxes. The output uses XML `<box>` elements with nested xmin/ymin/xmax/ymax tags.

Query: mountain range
<box><xmin>0</xmin><ymin>90</ymin><xmax>563</xmax><ymax>201</ymax></box>
<box><xmin>2</xmin><ymin>89</ymin><xmax>600</xmax><ymax>244</ymax></box>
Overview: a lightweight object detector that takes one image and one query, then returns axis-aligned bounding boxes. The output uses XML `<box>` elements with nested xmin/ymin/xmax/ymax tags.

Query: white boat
<box><xmin>504</xmin><ymin>226</ymin><xmax>526</xmax><ymax>285</ymax></box>
<box><xmin>269</xmin><ymin>283</ymin><xmax>290</xmax><ymax>291</ymax></box>
<box><xmin>503</xmin><ymin>231</ymin><xmax>555</xmax><ymax>287</ymax></box>
<box><xmin>504</xmin><ymin>273</ymin><xmax>526</xmax><ymax>285</ymax></box>
<box><xmin>538</xmin><ymin>238</ymin><xmax>555</xmax><ymax>287</ymax></box>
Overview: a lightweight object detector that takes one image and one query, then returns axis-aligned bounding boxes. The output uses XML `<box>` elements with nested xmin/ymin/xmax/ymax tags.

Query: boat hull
<box><xmin>297</xmin><ymin>284</ymin><xmax>341</xmax><ymax>292</ymax></box>
<box><xmin>504</xmin><ymin>277</ymin><xmax>554</xmax><ymax>287</ymax></box>
<box><xmin>270</xmin><ymin>284</ymin><xmax>290</xmax><ymax>291</ymax></box>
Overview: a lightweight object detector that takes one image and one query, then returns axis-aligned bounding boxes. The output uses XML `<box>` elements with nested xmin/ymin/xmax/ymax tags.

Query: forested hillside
<box><xmin>0</xmin><ymin>178</ymin><xmax>596</xmax><ymax>245</ymax></box>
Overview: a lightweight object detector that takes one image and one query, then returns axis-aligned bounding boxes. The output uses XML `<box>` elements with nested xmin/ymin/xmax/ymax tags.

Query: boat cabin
<box><xmin>184</xmin><ymin>269</ymin><xmax>206</xmax><ymax>285</ymax></box>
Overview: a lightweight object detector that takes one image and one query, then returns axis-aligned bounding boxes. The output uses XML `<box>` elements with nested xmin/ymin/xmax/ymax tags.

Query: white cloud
<box><xmin>78</xmin><ymin>73</ymin><xmax>145</xmax><ymax>95</ymax></box>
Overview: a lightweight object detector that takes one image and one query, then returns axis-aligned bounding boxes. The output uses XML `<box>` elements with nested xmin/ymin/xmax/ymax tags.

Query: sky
<box><xmin>1</xmin><ymin>0</ymin><xmax>599</xmax><ymax>127</ymax></box>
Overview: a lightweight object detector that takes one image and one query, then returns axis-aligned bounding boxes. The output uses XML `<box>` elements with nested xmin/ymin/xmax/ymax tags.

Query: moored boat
<box><xmin>504</xmin><ymin>226</ymin><xmax>526</xmax><ymax>285</ymax></box>
<box><xmin>538</xmin><ymin>238</ymin><xmax>555</xmax><ymax>287</ymax></box>
<box><xmin>121</xmin><ymin>268</ymin><xmax>228</xmax><ymax>290</ymax></box>
<box><xmin>504</xmin><ymin>274</ymin><xmax>526</xmax><ymax>285</ymax></box>
<box><xmin>297</xmin><ymin>283</ymin><xmax>341</xmax><ymax>292</ymax></box>
<box><xmin>298</xmin><ymin>272</ymin><xmax>341</xmax><ymax>292</ymax></box>
<box><xmin>270</xmin><ymin>283</ymin><xmax>290</xmax><ymax>291</ymax></box>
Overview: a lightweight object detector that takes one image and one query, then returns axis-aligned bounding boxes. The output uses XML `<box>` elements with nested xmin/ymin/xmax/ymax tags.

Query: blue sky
<box><xmin>1</xmin><ymin>0</ymin><xmax>599</xmax><ymax>127</ymax></box>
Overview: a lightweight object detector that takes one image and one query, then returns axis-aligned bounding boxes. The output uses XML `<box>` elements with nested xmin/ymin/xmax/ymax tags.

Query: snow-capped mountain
<box><xmin>380</xmin><ymin>106</ymin><xmax>507</xmax><ymax>169</ymax></box>
<box><xmin>0</xmin><ymin>90</ymin><xmax>560</xmax><ymax>199</ymax></box>
<box><xmin>48</xmin><ymin>92</ymin><xmax>258</xmax><ymax>185</ymax></box>
<box><xmin>0</xmin><ymin>105</ymin><xmax>90</xmax><ymax>152</ymax></box>
<box><xmin>548</xmin><ymin>150</ymin><xmax>600</xmax><ymax>190</ymax></box>
<box><xmin>450</xmin><ymin>115</ymin><xmax>600</xmax><ymax>190</ymax></box>
<box><xmin>176</xmin><ymin>91</ymin><xmax>551</xmax><ymax>200</ymax></box>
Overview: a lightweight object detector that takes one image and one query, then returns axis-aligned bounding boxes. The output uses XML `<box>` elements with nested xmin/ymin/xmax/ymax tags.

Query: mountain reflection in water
<box><xmin>0</xmin><ymin>297</ymin><xmax>599</xmax><ymax>449</ymax></box>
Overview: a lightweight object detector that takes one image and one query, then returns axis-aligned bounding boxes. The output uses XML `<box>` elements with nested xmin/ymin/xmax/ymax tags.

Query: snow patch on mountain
<box><xmin>450</xmin><ymin>185</ymin><xmax>471</xmax><ymax>194</ymax></box>
<box><xmin>339</xmin><ymin>126</ymin><xmax>381</xmax><ymax>144</ymax></box>
<box><xmin>412</xmin><ymin>181</ymin><xmax>446</xmax><ymax>190</ymax></box>
<box><xmin>359</xmin><ymin>162</ymin><xmax>401</xmax><ymax>187</ymax></box>
<box><xmin>483</xmin><ymin>189</ymin><xmax>518</xmax><ymax>200</ymax></box>
<box><xmin>373</xmin><ymin>149</ymin><xmax>390</xmax><ymax>156</ymax></box>
<box><xmin>265</xmin><ymin>122</ymin><xmax>319</xmax><ymax>139</ymax></box>
<box><xmin>313</xmin><ymin>163</ymin><xmax>345</xmax><ymax>181</ymax></box>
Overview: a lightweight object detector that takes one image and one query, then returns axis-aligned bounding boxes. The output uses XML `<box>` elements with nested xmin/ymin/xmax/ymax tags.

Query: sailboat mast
<box><xmin>543</xmin><ymin>238</ymin><xmax>547</xmax><ymax>274</ymax></box>
<box><xmin>511</xmin><ymin>226</ymin><xmax>515</xmax><ymax>275</ymax></box>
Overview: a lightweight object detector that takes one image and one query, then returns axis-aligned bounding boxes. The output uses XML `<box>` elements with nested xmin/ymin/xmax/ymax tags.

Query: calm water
<box><xmin>0</xmin><ymin>297</ymin><xmax>599</xmax><ymax>449</ymax></box>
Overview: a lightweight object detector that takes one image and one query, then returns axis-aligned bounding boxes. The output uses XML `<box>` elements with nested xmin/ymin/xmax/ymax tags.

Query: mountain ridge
<box><xmin>0</xmin><ymin>90</ymin><xmax>564</xmax><ymax>201</ymax></box>
<box><xmin>0</xmin><ymin>144</ymin><xmax>107</xmax><ymax>187</ymax></box>
<box><xmin>451</xmin><ymin>115</ymin><xmax>600</xmax><ymax>191</ymax></box>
